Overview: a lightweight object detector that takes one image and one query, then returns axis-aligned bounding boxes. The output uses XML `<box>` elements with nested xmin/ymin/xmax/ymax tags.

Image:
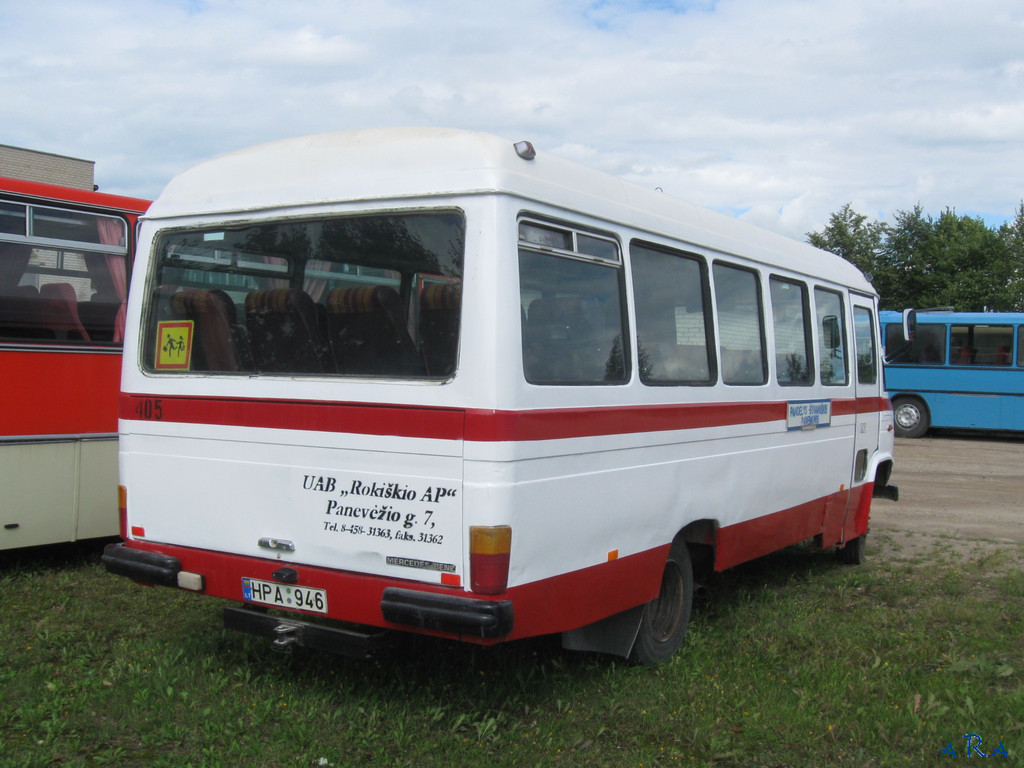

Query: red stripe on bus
<box><xmin>121</xmin><ymin>393</ymin><xmax>887</xmax><ymax>442</ymax></box>
<box><xmin>120</xmin><ymin>394</ymin><xmax>466</xmax><ymax>440</ymax></box>
<box><xmin>464</xmin><ymin>401</ymin><xmax>786</xmax><ymax>441</ymax></box>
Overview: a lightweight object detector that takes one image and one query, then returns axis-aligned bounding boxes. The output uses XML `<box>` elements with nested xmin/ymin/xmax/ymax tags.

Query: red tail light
<box><xmin>470</xmin><ymin>525</ymin><xmax>512</xmax><ymax>594</ymax></box>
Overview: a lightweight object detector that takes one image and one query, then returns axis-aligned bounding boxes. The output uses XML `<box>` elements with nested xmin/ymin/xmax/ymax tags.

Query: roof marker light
<box><xmin>514</xmin><ymin>140</ymin><xmax>536</xmax><ymax>160</ymax></box>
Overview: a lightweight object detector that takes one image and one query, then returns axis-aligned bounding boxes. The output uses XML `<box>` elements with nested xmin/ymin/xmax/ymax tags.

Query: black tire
<box><xmin>629</xmin><ymin>540</ymin><xmax>693</xmax><ymax>666</ymax></box>
<box><xmin>893</xmin><ymin>396</ymin><xmax>929</xmax><ymax>438</ymax></box>
<box><xmin>836</xmin><ymin>533</ymin><xmax>866</xmax><ymax>565</ymax></box>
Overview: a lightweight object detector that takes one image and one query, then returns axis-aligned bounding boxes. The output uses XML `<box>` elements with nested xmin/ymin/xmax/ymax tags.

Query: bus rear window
<box><xmin>143</xmin><ymin>212</ymin><xmax>464</xmax><ymax>378</ymax></box>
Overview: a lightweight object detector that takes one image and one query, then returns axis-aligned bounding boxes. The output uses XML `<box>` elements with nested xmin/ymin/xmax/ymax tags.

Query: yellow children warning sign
<box><xmin>155</xmin><ymin>320</ymin><xmax>194</xmax><ymax>370</ymax></box>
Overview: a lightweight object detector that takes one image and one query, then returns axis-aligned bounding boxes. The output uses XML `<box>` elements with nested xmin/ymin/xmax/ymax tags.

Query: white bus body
<box><xmin>103</xmin><ymin>129</ymin><xmax>896</xmax><ymax>663</ymax></box>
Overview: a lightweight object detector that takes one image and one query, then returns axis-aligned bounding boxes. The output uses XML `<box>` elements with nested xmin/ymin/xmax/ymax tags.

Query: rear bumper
<box><xmin>381</xmin><ymin>587</ymin><xmax>513</xmax><ymax>638</ymax></box>
<box><xmin>102</xmin><ymin>542</ymin><xmax>181</xmax><ymax>586</ymax></box>
<box><xmin>103</xmin><ymin>541</ymin><xmax>514</xmax><ymax>640</ymax></box>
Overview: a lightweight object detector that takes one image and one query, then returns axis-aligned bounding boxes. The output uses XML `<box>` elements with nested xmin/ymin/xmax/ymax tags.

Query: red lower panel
<box><xmin>714</xmin><ymin>485</ymin><xmax>872</xmax><ymax>571</ymax></box>
<box><xmin>119</xmin><ymin>485</ymin><xmax>876</xmax><ymax>644</ymax></box>
<box><xmin>846</xmin><ymin>482</ymin><xmax>874</xmax><ymax>541</ymax></box>
<box><xmin>118</xmin><ymin>539</ymin><xmax>669</xmax><ymax>644</ymax></box>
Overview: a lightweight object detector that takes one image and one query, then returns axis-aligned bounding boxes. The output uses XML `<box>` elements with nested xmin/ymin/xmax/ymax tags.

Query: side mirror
<box><xmin>901</xmin><ymin>308</ymin><xmax>916</xmax><ymax>342</ymax></box>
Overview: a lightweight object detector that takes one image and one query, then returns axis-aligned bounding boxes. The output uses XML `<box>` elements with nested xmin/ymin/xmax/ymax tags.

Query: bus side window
<box><xmin>769</xmin><ymin>276</ymin><xmax>813</xmax><ymax>385</ymax></box>
<box><xmin>712</xmin><ymin>262</ymin><xmax>766</xmax><ymax>386</ymax></box>
<box><xmin>853</xmin><ymin>306</ymin><xmax>877</xmax><ymax>384</ymax></box>
<box><xmin>629</xmin><ymin>242</ymin><xmax>712</xmax><ymax>385</ymax></box>
<box><xmin>814</xmin><ymin>287</ymin><xmax>848</xmax><ymax>385</ymax></box>
<box><xmin>519</xmin><ymin>225</ymin><xmax>627</xmax><ymax>385</ymax></box>
<box><xmin>952</xmin><ymin>324</ymin><xmax>1014</xmax><ymax>367</ymax></box>
<box><xmin>1</xmin><ymin>237</ymin><xmax>127</xmax><ymax>345</ymax></box>
<box><xmin>887</xmin><ymin>322</ymin><xmax>945</xmax><ymax>365</ymax></box>
<box><xmin>520</xmin><ymin>261</ymin><xmax>626</xmax><ymax>383</ymax></box>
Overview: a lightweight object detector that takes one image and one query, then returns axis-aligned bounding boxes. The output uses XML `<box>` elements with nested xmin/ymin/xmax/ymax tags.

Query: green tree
<box><xmin>877</xmin><ymin>205</ymin><xmax>932</xmax><ymax>310</ymax></box>
<box><xmin>808</xmin><ymin>203</ymin><xmax>1024</xmax><ymax>311</ymax></box>
<box><xmin>919</xmin><ymin>209</ymin><xmax>1011</xmax><ymax>311</ymax></box>
<box><xmin>997</xmin><ymin>202</ymin><xmax>1024</xmax><ymax>309</ymax></box>
<box><xmin>806</xmin><ymin>203</ymin><xmax>888</xmax><ymax>275</ymax></box>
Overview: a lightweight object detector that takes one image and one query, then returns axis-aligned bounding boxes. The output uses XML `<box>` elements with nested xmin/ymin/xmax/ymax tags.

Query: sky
<box><xmin>1</xmin><ymin>0</ymin><xmax>1022</xmax><ymax>242</ymax></box>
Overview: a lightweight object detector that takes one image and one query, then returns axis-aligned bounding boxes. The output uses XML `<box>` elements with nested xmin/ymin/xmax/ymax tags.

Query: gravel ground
<box><xmin>870</xmin><ymin>433</ymin><xmax>1024</xmax><ymax>544</ymax></box>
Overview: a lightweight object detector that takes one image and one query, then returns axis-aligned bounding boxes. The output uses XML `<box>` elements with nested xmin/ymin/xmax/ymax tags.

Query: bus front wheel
<box><xmin>837</xmin><ymin>533</ymin><xmax>866</xmax><ymax>565</ymax></box>
<box><xmin>630</xmin><ymin>540</ymin><xmax>693</xmax><ymax>666</ymax></box>
<box><xmin>893</xmin><ymin>397</ymin><xmax>929</xmax><ymax>438</ymax></box>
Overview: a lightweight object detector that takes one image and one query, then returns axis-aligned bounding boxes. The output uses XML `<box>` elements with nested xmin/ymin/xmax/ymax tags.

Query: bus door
<box><xmin>845</xmin><ymin>299</ymin><xmax>882</xmax><ymax>540</ymax></box>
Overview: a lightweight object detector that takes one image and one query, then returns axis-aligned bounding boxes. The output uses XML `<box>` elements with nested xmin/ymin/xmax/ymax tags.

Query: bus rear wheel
<box><xmin>630</xmin><ymin>540</ymin><xmax>693</xmax><ymax>666</ymax></box>
<box><xmin>893</xmin><ymin>397</ymin><xmax>929</xmax><ymax>438</ymax></box>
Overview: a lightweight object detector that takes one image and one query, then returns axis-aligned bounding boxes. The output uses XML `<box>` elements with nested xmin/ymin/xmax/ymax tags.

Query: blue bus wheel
<box><xmin>893</xmin><ymin>397</ymin><xmax>929</xmax><ymax>438</ymax></box>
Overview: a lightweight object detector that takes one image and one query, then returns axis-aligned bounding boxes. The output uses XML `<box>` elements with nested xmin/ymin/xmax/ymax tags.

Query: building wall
<box><xmin>0</xmin><ymin>144</ymin><xmax>95</xmax><ymax>191</ymax></box>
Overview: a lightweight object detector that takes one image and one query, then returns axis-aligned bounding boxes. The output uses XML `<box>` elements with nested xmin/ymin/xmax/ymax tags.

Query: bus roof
<box><xmin>0</xmin><ymin>174</ymin><xmax>150</xmax><ymax>214</ymax></box>
<box><xmin>145</xmin><ymin>127</ymin><xmax>873</xmax><ymax>294</ymax></box>
<box><xmin>880</xmin><ymin>310</ymin><xmax>1024</xmax><ymax>324</ymax></box>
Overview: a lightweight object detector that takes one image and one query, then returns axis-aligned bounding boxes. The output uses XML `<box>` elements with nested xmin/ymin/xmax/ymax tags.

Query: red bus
<box><xmin>1</xmin><ymin>175</ymin><xmax>150</xmax><ymax>550</ymax></box>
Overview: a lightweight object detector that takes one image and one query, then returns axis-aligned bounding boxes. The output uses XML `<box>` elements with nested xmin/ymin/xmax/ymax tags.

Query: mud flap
<box><xmin>560</xmin><ymin>604</ymin><xmax>644</xmax><ymax>658</ymax></box>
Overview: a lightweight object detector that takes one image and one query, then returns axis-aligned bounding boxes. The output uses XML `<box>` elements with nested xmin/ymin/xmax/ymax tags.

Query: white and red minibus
<box><xmin>1</xmin><ymin>176</ymin><xmax>149</xmax><ymax>550</ymax></box>
<box><xmin>103</xmin><ymin>129</ymin><xmax>896</xmax><ymax>663</ymax></box>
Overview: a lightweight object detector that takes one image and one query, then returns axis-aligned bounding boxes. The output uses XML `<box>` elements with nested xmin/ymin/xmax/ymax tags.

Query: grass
<box><xmin>1</xmin><ymin>532</ymin><xmax>1022</xmax><ymax>768</ymax></box>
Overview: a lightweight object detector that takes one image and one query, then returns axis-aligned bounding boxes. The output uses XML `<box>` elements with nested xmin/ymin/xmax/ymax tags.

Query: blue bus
<box><xmin>880</xmin><ymin>310</ymin><xmax>1024</xmax><ymax>437</ymax></box>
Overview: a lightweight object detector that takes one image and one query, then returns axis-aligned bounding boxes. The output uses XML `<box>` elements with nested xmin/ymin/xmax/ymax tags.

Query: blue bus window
<box><xmin>950</xmin><ymin>324</ymin><xmax>1013</xmax><ymax>366</ymax></box>
<box><xmin>885</xmin><ymin>323</ymin><xmax>945</xmax><ymax>365</ymax></box>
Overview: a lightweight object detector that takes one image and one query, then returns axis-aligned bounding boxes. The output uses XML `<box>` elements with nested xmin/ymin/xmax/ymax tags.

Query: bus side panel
<box><xmin>884</xmin><ymin>352</ymin><xmax>1024</xmax><ymax>433</ymax></box>
<box><xmin>918</xmin><ymin>391</ymin><xmax>1000</xmax><ymax>430</ymax></box>
<box><xmin>845</xmin><ymin>481</ymin><xmax>873</xmax><ymax>542</ymax></box>
<box><xmin>0</xmin><ymin>349</ymin><xmax>121</xmax><ymax>436</ymax></box>
<box><xmin>0</xmin><ymin>441</ymin><xmax>77</xmax><ymax>548</ymax></box>
<box><xmin>468</xmin><ymin>411</ymin><xmax>859</xmax><ymax>590</ymax></box>
<box><xmin>76</xmin><ymin>438</ymin><xmax>120</xmax><ymax>540</ymax></box>
<box><xmin>1</xmin><ymin>349</ymin><xmax>122</xmax><ymax>549</ymax></box>
<box><xmin>1012</xmin><ymin>395</ymin><xmax>1024</xmax><ymax>431</ymax></box>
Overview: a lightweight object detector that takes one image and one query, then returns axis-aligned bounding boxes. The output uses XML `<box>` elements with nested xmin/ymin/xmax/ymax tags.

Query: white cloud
<box><xmin>1</xmin><ymin>0</ymin><xmax>1021</xmax><ymax>240</ymax></box>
